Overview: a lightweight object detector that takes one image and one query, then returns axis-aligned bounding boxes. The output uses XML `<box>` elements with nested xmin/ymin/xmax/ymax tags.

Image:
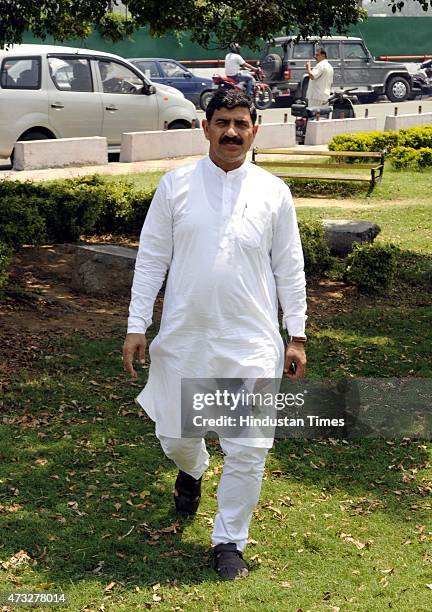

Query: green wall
<box><xmin>22</xmin><ymin>17</ymin><xmax>432</xmax><ymax>62</ymax></box>
<box><xmin>349</xmin><ymin>17</ymin><xmax>432</xmax><ymax>58</ymax></box>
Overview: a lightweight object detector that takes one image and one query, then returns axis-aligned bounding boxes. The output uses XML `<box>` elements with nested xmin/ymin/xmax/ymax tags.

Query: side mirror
<box><xmin>142</xmin><ymin>83</ymin><xmax>156</xmax><ymax>95</ymax></box>
<box><xmin>184</xmin><ymin>72</ymin><xmax>193</xmax><ymax>78</ymax></box>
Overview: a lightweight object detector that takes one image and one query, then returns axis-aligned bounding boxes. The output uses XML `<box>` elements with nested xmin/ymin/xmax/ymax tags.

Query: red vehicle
<box><xmin>201</xmin><ymin>67</ymin><xmax>273</xmax><ymax>110</ymax></box>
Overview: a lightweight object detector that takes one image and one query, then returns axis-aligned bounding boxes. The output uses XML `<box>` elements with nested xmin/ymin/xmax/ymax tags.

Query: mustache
<box><xmin>219</xmin><ymin>136</ymin><xmax>243</xmax><ymax>145</ymax></box>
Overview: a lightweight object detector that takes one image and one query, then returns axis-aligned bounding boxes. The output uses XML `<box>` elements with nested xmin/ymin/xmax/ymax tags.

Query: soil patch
<box><xmin>0</xmin><ymin>242</ymin><xmax>425</xmax><ymax>386</ymax></box>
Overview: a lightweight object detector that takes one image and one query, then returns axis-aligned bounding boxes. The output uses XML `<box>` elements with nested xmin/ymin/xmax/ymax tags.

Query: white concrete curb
<box><xmin>13</xmin><ymin>137</ymin><xmax>108</xmax><ymax>171</ymax></box>
<box><xmin>305</xmin><ymin>117</ymin><xmax>378</xmax><ymax>145</ymax></box>
<box><xmin>384</xmin><ymin>112</ymin><xmax>432</xmax><ymax>131</ymax></box>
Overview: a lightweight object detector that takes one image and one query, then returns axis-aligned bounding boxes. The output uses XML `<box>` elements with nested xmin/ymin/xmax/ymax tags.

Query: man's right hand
<box><xmin>122</xmin><ymin>333</ymin><xmax>147</xmax><ymax>379</ymax></box>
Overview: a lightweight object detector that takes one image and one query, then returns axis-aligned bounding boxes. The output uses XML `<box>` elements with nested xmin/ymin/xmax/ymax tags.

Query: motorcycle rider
<box><xmin>225</xmin><ymin>43</ymin><xmax>257</xmax><ymax>97</ymax></box>
<box><xmin>305</xmin><ymin>47</ymin><xmax>334</xmax><ymax>107</ymax></box>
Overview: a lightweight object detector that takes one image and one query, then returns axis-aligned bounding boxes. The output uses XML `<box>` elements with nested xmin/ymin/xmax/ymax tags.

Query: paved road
<box><xmin>197</xmin><ymin>97</ymin><xmax>432</xmax><ymax>131</ymax></box>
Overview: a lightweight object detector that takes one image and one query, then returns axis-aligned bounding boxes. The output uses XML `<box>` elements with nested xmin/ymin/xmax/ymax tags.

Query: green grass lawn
<box><xmin>1</xmin><ymin>168</ymin><xmax>431</xmax><ymax>611</ymax></box>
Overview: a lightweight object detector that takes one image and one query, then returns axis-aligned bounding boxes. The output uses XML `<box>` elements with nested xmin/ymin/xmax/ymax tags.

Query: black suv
<box><xmin>261</xmin><ymin>36</ymin><xmax>412</xmax><ymax>104</ymax></box>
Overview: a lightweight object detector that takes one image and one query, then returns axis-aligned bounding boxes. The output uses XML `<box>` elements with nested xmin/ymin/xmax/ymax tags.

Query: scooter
<box><xmin>206</xmin><ymin>66</ymin><xmax>273</xmax><ymax>110</ymax></box>
<box><xmin>291</xmin><ymin>88</ymin><xmax>357</xmax><ymax>144</ymax></box>
<box><xmin>410</xmin><ymin>59</ymin><xmax>432</xmax><ymax>99</ymax></box>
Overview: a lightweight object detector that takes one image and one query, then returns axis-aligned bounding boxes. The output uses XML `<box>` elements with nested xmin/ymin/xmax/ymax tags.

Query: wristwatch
<box><xmin>289</xmin><ymin>336</ymin><xmax>307</xmax><ymax>343</ymax></box>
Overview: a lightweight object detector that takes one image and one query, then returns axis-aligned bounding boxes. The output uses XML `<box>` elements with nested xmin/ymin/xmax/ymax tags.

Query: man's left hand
<box><xmin>284</xmin><ymin>342</ymin><xmax>307</xmax><ymax>380</ymax></box>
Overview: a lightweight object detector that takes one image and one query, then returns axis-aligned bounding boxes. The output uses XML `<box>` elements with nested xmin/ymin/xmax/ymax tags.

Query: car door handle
<box><xmin>105</xmin><ymin>105</ymin><xmax>118</xmax><ymax>111</ymax></box>
<box><xmin>51</xmin><ymin>102</ymin><xmax>64</xmax><ymax>109</ymax></box>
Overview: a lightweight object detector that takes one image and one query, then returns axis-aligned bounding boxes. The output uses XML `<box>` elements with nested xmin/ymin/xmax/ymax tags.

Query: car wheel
<box><xmin>200</xmin><ymin>90</ymin><xmax>215</xmax><ymax>111</ymax></box>
<box><xmin>168</xmin><ymin>121</ymin><xmax>189</xmax><ymax>129</ymax></box>
<box><xmin>386</xmin><ymin>76</ymin><xmax>411</xmax><ymax>102</ymax></box>
<box><xmin>18</xmin><ymin>130</ymin><xmax>52</xmax><ymax>141</ymax></box>
<box><xmin>12</xmin><ymin>130</ymin><xmax>54</xmax><ymax>168</ymax></box>
<box><xmin>261</xmin><ymin>53</ymin><xmax>282</xmax><ymax>81</ymax></box>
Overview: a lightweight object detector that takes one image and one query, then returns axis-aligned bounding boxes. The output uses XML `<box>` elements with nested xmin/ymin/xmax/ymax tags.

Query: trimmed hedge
<box><xmin>344</xmin><ymin>243</ymin><xmax>398</xmax><ymax>293</ymax></box>
<box><xmin>298</xmin><ymin>220</ymin><xmax>333</xmax><ymax>277</ymax></box>
<box><xmin>0</xmin><ymin>176</ymin><xmax>336</xmax><ymax>283</ymax></box>
<box><xmin>0</xmin><ymin>176</ymin><xmax>154</xmax><ymax>247</ymax></box>
<box><xmin>328</xmin><ymin>126</ymin><xmax>432</xmax><ymax>169</ymax></box>
<box><xmin>0</xmin><ymin>242</ymin><xmax>12</xmax><ymax>290</ymax></box>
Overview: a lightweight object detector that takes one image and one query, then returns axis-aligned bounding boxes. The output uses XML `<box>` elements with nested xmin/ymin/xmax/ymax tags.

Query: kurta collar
<box><xmin>204</xmin><ymin>155</ymin><xmax>248</xmax><ymax>179</ymax></box>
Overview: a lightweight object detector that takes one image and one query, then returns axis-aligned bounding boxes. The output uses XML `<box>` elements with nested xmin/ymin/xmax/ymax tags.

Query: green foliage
<box><xmin>389</xmin><ymin>146</ymin><xmax>432</xmax><ymax>170</ymax></box>
<box><xmin>0</xmin><ymin>184</ymin><xmax>46</xmax><ymax>249</ymax></box>
<box><xmin>328</xmin><ymin>130</ymin><xmax>399</xmax><ymax>155</ymax></box>
<box><xmin>298</xmin><ymin>220</ymin><xmax>333</xmax><ymax>276</ymax></box>
<box><xmin>96</xmin><ymin>12</ymin><xmax>137</xmax><ymax>43</ymax></box>
<box><xmin>329</xmin><ymin>127</ymin><xmax>432</xmax><ymax>169</ymax></box>
<box><xmin>0</xmin><ymin>176</ymin><xmax>154</xmax><ymax>251</ymax></box>
<box><xmin>344</xmin><ymin>242</ymin><xmax>398</xmax><ymax>293</ymax></box>
<box><xmin>399</xmin><ymin>125</ymin><xmax>432</xmax><ymax>149</ymax></box>
<box><xmin>38</xmin><ymin>176</ymin><xmax>110</xmax><ymax>242</ymax></box>
<box><xmin>0</xmin><ymin>242</ymin><xmax>12</xmax><ymax>289</ymax></box>
<box><xmin>0</xmin><ymin>1</ymin><xmax>365</xmax><ymax>49</ymax></box>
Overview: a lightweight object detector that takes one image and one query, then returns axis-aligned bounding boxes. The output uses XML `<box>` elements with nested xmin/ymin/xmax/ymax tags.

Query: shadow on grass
<box><xmin>0</xmin><ymin>314</ymin><xmax>431</xmax><ymax>589</ymax></box>
<box><xmin>270</xmin><ymin>437</ymin><xmax>431</xmax><ymax>513</ymax></box>
<box><xmin>0</xmin><ymin>407</ymin><xmax>223</xmax><ymax>588</ymax></box>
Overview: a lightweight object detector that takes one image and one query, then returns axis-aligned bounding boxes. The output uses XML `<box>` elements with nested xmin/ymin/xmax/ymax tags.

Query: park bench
<box><xmin>252</xmin><ymin>148</ymin><xmax>386</xmax><ymax>191</ymax></box>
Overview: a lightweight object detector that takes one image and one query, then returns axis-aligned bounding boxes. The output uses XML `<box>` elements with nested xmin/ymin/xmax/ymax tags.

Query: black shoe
<box><xmin>213</xmin><ymin>543</ymin><xmax>249</xmax><ymax>580</ymax></box>
<box><xmin>174</xmin><ymin>470</ymin><xmax>202</xmax><ymax>515</ymax></box>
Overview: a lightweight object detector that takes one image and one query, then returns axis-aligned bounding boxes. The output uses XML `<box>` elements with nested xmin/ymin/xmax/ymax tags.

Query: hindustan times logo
<box><xmin>192</xmin><ymin>389</ymin><xmax>306</xmax><ymax>411</ymax></box>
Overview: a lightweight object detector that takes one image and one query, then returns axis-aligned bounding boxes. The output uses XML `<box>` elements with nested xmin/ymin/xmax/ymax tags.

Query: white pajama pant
<box><xmin>158</xmin><ymin>435</ymin><xmax>268</xmax><ymax>552</ymax></box>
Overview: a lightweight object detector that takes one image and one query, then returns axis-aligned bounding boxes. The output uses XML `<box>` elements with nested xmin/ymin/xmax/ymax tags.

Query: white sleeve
<box><xmin>271</xmin><ymin>185</ymin><xmax>307</xmax><ymax>336</ymax></box>
<box><xmin>236</xmin><ymin>54</ymin><xmax>245</xmax><ymax>68</ymax></box>
<box><xmin>311</xmin><ymin>62</ymin><xmax>324</xmax><ymax>80</ymax></box>
<box><xmin>127</xmin><ymin>176</ymin><xmax>173</xmax><ymax>334</ymax></box>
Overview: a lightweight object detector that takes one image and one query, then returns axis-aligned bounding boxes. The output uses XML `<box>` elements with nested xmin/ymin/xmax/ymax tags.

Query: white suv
<box><xmin>0</xmin><ymin>44</ymin><xmax>199</xmax><ymax>159</ymax></box>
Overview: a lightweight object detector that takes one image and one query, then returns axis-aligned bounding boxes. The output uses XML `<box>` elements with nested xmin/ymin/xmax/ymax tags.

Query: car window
<box><xmin>97</xmin><ymin>59</ymin><xmax>144</xmax><ymax>94</ymax></box>
<box><xmin>160</xmin><ymin>61</ymin><xmax>189</xmax><ymax>77</ymax></box>
<box><xmin>133</xmin><ymin>60</ymin><xmax>160</xmax><ymax>79</ymax></box>
<box><xmin>321</xmin><ymin>44</ymin><xmax>340</xmax><ymax>60</ymax></box>
<box><xmin>343</xmin><ymin>43</ymin><xmax>368</xmax><ymax>60</ymax></box>
<box><xmin>292</xmin><ymin>43</ymin><xmax>314</xmax><ymax>60</ymax></box>
<box><xmin>48</xmin><ymin>57</ymin><xmax>93</xmax><ymax>92</ymax></box>
<box><xmin>0</xmin><ymin>57</ymin><xmax>41</xmax><ymax>89</ymax></box>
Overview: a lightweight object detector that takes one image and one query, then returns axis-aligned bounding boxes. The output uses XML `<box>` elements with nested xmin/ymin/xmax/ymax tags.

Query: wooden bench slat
<box><xmin>256</xmin><ymin>161</ymin><xmax>380</xmax><ymax>170</ymax></box>
<box><xmin>274</xmin><ymin>172</ymin><xmax>371</xmax><ymax>182</ymax></box>
<box><xmin>252</xmin><ymin>147</ymin><xmax>385</xmax><ymax>190</ymax></box>
<box><xmin>255</xmin><ymin>148</ymin><xmax>384</xmax><ymax>158</ymax></box>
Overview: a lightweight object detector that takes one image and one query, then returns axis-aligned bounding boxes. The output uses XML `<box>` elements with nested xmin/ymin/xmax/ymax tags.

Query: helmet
<box><xmin>229</xmin><ymin>43</ymin><xmax>240</xmax><ymax>54</ymax></box>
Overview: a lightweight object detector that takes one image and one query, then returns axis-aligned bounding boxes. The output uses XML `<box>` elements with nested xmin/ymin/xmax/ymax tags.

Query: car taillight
<box><xmin>283</xmin><ymin>69</ymin><xmax>292</xmax><ymax>80</ymax></box>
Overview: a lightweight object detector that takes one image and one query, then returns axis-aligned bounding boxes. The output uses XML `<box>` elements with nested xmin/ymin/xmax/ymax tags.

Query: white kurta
<box><xmin>307</xmin><ymin>59</ymin><xmax>334</xmax><ymax>106</ymax></box>
<box><xmin>127</xmin><ymin>157</ymin><xmax>307</xmax><ymax>447</ymax></box>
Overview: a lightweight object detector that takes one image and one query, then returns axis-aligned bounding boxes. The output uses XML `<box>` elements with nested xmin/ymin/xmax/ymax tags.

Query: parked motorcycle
<box><xmin>410</xmin><ymin>59</ymin><xmax>432</xmax><ymax>99</ymax></box>
<box><xmin>291</xmin><ymin>88</ymin><xmax>357</xmax><ymax>144</ymax></box>
<box><xmin>202</xmin><ymin>66</ymin><xmax>273</xmax><ymax>111</ymax></box>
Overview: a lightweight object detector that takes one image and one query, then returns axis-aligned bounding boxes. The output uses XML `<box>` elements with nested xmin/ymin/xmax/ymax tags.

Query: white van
<box><xmin>0</xmin><ymin>44</ymin><xmax>200</xmax><ymax>159</ymax></box>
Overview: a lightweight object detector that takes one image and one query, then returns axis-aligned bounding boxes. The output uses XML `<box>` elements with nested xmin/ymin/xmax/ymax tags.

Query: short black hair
<box><xmin>205</xmin><ymin>89</ymin><xmax>257</xmax><ymax>125</ymax></box>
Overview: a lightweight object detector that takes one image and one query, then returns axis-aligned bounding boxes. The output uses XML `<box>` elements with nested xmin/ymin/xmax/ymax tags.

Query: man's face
<box><xmin>315</xmin><ymin>50</ymin><xmax>325</xmax><ymax>63</ymax></box>
<box><xmin>202</xmin><ymin>106</ymin><xmax>258</xmax><ymax>171</ymax></box>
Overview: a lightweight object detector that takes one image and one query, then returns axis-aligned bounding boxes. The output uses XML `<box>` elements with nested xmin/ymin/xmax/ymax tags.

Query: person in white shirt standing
<box><xmin>306</xmin><ymin>47</ymin><xmax>334</xmax><ymax>107</ymax></box>
<box><xmin>122</xmin><ymin>89</ymin><xmax>307</xmax><ymax>581</ymax></box>
<box><xmin>224</xmin><ymin>42</ymin><xmax>257</xmax><ymax>97</ymax></box>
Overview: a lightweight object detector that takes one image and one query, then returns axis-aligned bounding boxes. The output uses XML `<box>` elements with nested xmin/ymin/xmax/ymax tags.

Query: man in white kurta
<box><xmin>123</xmin><ymin>89</ymin><xmax>307</xmax><ymax>580</ymax></box>
<box><xmin>306</xmin><ymin>47</ymin><xmax>334</xmax><ymax>107</ymax></box>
